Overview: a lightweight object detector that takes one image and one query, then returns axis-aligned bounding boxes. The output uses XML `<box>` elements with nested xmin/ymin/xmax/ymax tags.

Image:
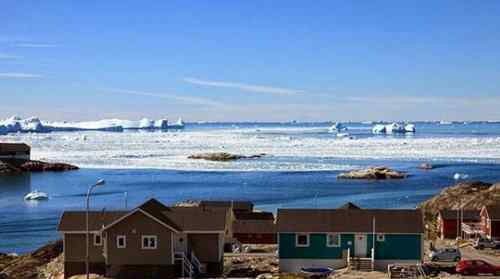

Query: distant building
<box><xmin>233</xmin><ymin>211</ymin><xmax>277</xmax><ymax>244</ymax></box>
<box><xmin>58</xmin><ymin>198</ymin><xmax>230</xmax><ymax>279</ymax></box>
<box><xmin>437</xmin><ymin>209</ymin><xmax>481</xmax><ymax>239</ymax></box>
<box><xmin>199</xmin><ymin>200</ymin><xmax>254</xmax><ymax>213</ymax></box>
<box><xmin>0</xmin><ymin>143</ymin><xmax>30</xmax><ymax>165</ymax></box>
<box><xmin>480</xmin><ymin>205</ymin><xmax>500</xmax><ymax>240</ymax></box>
<box><xmin>277</xmin><ymin>204</ymin><xmax>424</xmax><ymax>272</ymax></box>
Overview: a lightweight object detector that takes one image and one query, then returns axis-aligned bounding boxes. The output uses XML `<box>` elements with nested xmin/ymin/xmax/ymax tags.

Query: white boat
<box><xmin>24</xmin><ymin>190</ymin><xmax>49</xmax><ymax>201</ymax></box>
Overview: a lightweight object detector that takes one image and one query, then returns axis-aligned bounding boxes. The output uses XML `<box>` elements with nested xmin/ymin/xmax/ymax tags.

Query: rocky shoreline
<box><xmin>0</xmin><ymin>160</ymin><xmax>79</xmax><ymax>175</ymax></box>
<box><xmin>188</xmin><ymin>152</ymin><xmax>266</xmax><ymax>161</ymax></box>
<box><xmin>337</xmin><ymin>166</ymin><xmax>407</xmax><ymax>180</ymax></box>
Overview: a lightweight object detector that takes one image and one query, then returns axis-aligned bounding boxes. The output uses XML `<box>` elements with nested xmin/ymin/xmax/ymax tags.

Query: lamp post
<box><xmin>86</xmin><ymin>179</ymin><xmax>105</xmax><ymax>279</ymax></box>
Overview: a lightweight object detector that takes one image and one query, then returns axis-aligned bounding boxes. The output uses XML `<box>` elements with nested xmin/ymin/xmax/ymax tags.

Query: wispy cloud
<box><xmin>0</xmin><ymin>72</ymin><xmax>43</xmax><ymax>79</ymax></box>
<box><xmin>101</xmin><ymin>88</ymin><xmax>224</xmax><ymax>107</ymax></box>
<box><xmin>183</xmin><ymin>77</ymin><xmax>304</xmax><ymax>96</ymax></box>
<box><xmin>15</xmin><ymin>43</ymin><xmax>58</xmax><ymax>48</ymax></box>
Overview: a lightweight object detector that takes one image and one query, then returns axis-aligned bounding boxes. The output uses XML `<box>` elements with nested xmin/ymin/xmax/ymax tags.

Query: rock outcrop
<box><xmin>337</xmin><ymin>167</ymin><xmax>407</xmax><ymax>180</ymax></box>
<box><xmin>0</xmin><ymin>160</ymin><xmax>78</xmax><ymax>175</ymax></box>
<box><xmin>188</xmin><ymin>152</ymin><xmax>265</xmax><ymax>162</ymax></box>
<box><xmin>0</xmin><ymin>240</ymin><xmax>62</xmax><ymax>279</ymax></box>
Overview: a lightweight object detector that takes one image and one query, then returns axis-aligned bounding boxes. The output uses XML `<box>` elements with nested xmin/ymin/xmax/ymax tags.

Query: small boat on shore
<box><xmin>24</xmin><ymin>190</ymin><xmax>49</xmax><ymax>201</ymax></box>
<box><xmin>300</xmin><ymin>267</ymin><xmax>334</xmax><ymax>278</ymax></box>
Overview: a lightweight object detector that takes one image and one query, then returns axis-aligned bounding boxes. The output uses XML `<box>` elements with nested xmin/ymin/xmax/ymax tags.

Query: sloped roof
<box><xmin>234</xmin><ymin>211</ymin><xmax>275</xmax><ymax>221</ymax></box>
<box><xmin>0</xmin><ymin>143</ymin><xmax>30</xmax><ymax>153</ymax></box>
<box><xmin>58</xmin><ymin>211</ymin><xmax>127</xmax><ymax>231</ymax></box>
<box><xmin>199</xmin><ymin>200</ymin><xmax>254</xmax><ymax>212</ymax></box>
<box><xmin>162</xmin><ymin>206</ymin><xmax>228</xmax><ymax>231</ymax></box>
<box><xmin>277</xmin><ymin>208</ymin><xmax>423</xmax><ymax>234</ymax></box>
<box><xmin>233</xmin><ymin>220</ymin><xmax>276</xmax><ymax>234</ymax></box>
<box><xmin>338</xmin><ymin>202</ymin><xmax>361</xmax><ymax>210</ymax></box>
<box><xmin>138</xmin><ymin>198</ymin><xmax>182</xmax><ymax>231</ymax></box>
<box><xmin>438</xmin><ymin>209</ymin><xmax>481</xmax><ymax>221</ymax></box>
<box><xmin>484</xmin><ymin>205</ymin><xmax>500</xmax><ymax>220</ymax></box>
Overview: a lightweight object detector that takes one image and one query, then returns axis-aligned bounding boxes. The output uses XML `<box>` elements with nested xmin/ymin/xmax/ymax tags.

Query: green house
<box><xmin>277</xmin><ymin>204</ymin><xmax>424</xmax><ymax>272</ymax></box>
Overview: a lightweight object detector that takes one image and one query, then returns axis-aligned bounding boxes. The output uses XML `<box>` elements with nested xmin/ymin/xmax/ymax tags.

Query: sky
<box><xmin>1</xmin><ymin>1</ymin><xmax>500</xmax><ymax>122</ymax></box>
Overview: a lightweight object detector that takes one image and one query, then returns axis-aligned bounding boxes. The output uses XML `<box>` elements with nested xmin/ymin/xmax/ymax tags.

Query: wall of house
<box><xmin>64</xmin><ymin>233</ymin><xmax>105</xmax><ymax>263</ymax></box>
<box><xmin>366</xmin><ymin>234</ymin><xmax>422</xmax><ymax>260</ymax></box>
<box><xmin>234</xmin><ymin>233</ymin><xmax>277</xmax><ymax>244</ymax></box>
<box><xmin>279</xmin><ymin>233</ymin><xmax>353</xmax><ymax>259</ymax></box>
<box><xmin>104</xmin><ymin>211</ymin><xmax>174</xmax><ymax>266</ymax></box>
<box><xmin>279</xmin><ymin>233</ymin><xmax>421</xmax><ymax>261</ymax></box>
<box><xmin>441</xmin><ymin>220</ymin><xmax>459</xmax><ymax>239</ymax></box>
<box><xmin>491</xmin><ymin>221</ymin><xmax>500</xmax><ymax>238</ymax></box>
<box><xmin>187</xmin><ymin>233</ymin><xmax>222</xmax><ymax>263</ymax></box>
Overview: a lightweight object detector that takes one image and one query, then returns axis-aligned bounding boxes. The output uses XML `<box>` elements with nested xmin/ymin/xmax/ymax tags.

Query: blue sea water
<box><xmin>1</xmin><ymin>121</ymin><xmax>500</xmax><ymax>254</ymax></box>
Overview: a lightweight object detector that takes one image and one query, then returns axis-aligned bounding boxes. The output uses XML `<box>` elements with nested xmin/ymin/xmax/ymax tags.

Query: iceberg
<box><xmin>329</xmin><ymin>122</ymin><xmax>347</xmax><ymax>132</ymax></box>
<box><xmin>0</xmin><ymin>116</ymin><xmax>184</xmax><ymax>134</ymax></box>
<box><xmin>404</xmin><ymin>123</ymin><xmax>416</xmax><ymax>133</ymax></box>
<box><xmin>372</xmin><ymin>122</ymin><xmax>416</xmax><ymax>134</ymax></box>
<box><xmin>372</xmin><ymin>124</ymin><xmax>386</xmax><ymax>134</ymax></box>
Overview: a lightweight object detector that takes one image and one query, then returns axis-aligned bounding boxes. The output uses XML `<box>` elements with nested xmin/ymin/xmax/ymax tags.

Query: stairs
<box><xmin>350</xmin><ymin>257</ymin><xmax>373</xmax><ymax>272</ymax></box>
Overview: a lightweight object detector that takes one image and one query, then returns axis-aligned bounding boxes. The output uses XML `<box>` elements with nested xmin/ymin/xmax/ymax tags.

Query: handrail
<box><xmin>190</xmin><ymin>251</ymin><xmax>201</xmax><ymax>273</ymax></box>
<box><xmin>370</xmin><ymin>248</ymin><xmax>375</xmax><ymax>270</ymax></box>
<box><xmin>346</xmin><ymin>248</ymin><xmax>350</xmax><ymax>268</ymax></box>
<box><xmin>174</xmin><ymin>251</ymin><xmax>194</xmax><ymax>278</ymax></box>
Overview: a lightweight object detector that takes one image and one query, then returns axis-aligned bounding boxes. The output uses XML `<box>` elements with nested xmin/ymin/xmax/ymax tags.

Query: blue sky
<box><xmin>1</xmin><ymin>1</ymin><xmax>500</xmax><ymax>121</ymax></box>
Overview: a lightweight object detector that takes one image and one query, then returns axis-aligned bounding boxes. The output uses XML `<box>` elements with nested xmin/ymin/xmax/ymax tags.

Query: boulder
<box><xmin>188</xmin><ymin>152</ymin><xmax>265</xmax><ymax>162</ymax></box>
<box><xmin>337</xmin><ymin>167</ymin><xmax>407</xmax><ymax>180</ymax></box>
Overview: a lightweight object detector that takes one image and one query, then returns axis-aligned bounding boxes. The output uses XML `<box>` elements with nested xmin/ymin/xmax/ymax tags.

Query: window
<box><xmin>296</xmin><ymin>233</ymin><xmax>309</xmax><ymax>247</ymax></box>
<box><xmin>376</xmin><ymin>233</ymin><xmax>385</xmax><ymax>242</ymax></box>
<box><xmin>94</xmin><ymin>233</ymin><xmax>102</xmax><ymax>246</ymax></box>
<box><xmin>326</xmin><ymin>233</ymin><xmax>341</xmax><ymax>247</ymax></box>
<box><xmin>117</xmin><ymin>235</ymin><xmax>126</xmax><ymax>248</ymax></box>
<box><xmin>142</xmin><ymin>235</ymin><xmax>157</xmax><ymax>249</ymax></box>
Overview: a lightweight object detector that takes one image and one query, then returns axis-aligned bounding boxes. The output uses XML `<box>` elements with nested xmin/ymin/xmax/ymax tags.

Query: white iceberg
<box><xmin>404</xmin><ymin>123</ymin><xmax>416</xmax><ymax>133</ymax></box>
<box><xmin>372</xmin><ymin>122</ymin><xmax>416</xmax><ymax>134</ymax></box>
<box><xmin>329</xmin><ymin>122</ymin><xmax>347</xmax><ymax>132</ymax></box>
<box><xmin>372</xmin><ymin>124</ymin><xmax>386</xmax><ymax>134</ymax></box>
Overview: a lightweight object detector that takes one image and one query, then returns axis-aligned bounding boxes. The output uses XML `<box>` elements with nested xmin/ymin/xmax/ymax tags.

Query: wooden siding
<box><xmin>64</xmin><ymin>233</ymin><xmax>105</xmax><ymax>263</ymax></box>
<box><xmin>187</xmin><ymin>233</ymin><xmax>221</xmax><ymax>263</ymax></box>
<box><xmin>279</xmin><ymin>233</ymin><xmax>422</xmax><ymax>260</ymax></box>
<box><xmin>104</xmin><ymin>210</ymin><xmax>174</xmax><ymax>266</ymax></box>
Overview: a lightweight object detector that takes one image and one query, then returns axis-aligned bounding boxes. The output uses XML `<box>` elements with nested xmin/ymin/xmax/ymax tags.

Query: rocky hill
<box><xmin>0</xmin><ymin>160</ymin><xmax>78</xmax><ymax>175</ymax></box>
<box><xmin>0</xmin><ymin>240</ymin><xmax>62</xmax><ymax>279</ymax></box>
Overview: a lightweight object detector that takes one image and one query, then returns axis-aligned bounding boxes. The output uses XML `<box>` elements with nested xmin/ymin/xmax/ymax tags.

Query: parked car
<box><xmin>474</xmin><ymin>238</ymin><xmax>500</xmax><ymax>249</ymax></box>
<box><xmin>429</xmin><ymin>247</ymin><xmax>461</xmax><ymax>262</ymax></box>
<box><xmin>456</xmin><ymin>260</ymin><xmax>500</xmax><ymax>276</ymax></box>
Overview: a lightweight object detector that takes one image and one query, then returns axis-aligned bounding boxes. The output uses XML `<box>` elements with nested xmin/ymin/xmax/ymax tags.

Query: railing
<box><xmin>190</xmin><ymin>251</ymin><xmax>201</xmax><ymax>274</ymax></box>
<box><xmin>370</xmin><ymin>248</ymin><xmax>375</xmax><ymax>270</ymax></box>
<box><xmin>346</xmin><ymin>248</ymin><xmax>351</xmax><ymax>268</ymax></box>
<box><xmin>174</xmin><ymin>251</ymin><xmax>194</xmax><ymax>278</ymax></box>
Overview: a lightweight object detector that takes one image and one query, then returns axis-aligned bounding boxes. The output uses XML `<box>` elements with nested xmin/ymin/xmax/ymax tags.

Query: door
<box><xmin>354</xmin><ymin>234</ymin><xmax>367</xmax><ymax>257</ymax></box>
<box><xmin>174</xmin><ymin>233</ymin><xmax>188</xmax><ymax>254</ymax></box>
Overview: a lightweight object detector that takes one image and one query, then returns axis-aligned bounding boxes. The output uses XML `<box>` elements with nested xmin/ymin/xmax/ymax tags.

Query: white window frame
<box><xmin>93</xmin><ymin>233</ymin><xmax>102</xmax><ymax>246</ymax></box>
<box><xmin>116</xmin><ymin>235</ymin><xmax>126</xmax><ymax>248</ymax></box>
<box><xmin>295</xmin><ymin>233</ymin><xmax>309</xmax><ymax>247</ymax></box>
<box><xmin>142</xmin><ymin>235</ymin><xmax>158</xmax><ymax>250</ymax></box>
<box><xmin>326</xmin><ymin>233</ymin><xmax>341</xmax><ymax>247</ymax></box>
<box><xmin>376</xmin><ymin>233</ymin><xmax>385</xmax><ymax>242</ymax></box>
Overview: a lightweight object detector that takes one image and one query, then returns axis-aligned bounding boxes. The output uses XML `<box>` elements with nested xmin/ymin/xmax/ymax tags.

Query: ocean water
<box><xmin>1</xmin><ymin>122</ymin><xmax>500</xmax><ymax>253</ymax></box>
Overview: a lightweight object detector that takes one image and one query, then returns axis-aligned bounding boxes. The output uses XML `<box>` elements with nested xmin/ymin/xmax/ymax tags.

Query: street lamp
<box><xmin>86</xmin><ymin>179</ymin><xmax>105</xmax><ymax>279</ymax></box>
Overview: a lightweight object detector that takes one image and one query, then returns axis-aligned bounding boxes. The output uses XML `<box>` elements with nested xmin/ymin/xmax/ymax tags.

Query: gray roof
<box><xmin>58</xmin><ymin>211</ymin><xmax>127</xmax><ymax>231</ymax></box>
<box><xmin>277</xmin><ymin>208</ymin><xmax>423</xmax><ymax>234</ymax></box>
<box><xmin>199</xmin><ymin>200</ymin><xmax>254</xmax><ymax>212</ymax></box>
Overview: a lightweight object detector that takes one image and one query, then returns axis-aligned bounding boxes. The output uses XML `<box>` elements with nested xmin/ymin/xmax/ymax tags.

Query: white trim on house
<box><xmin>295</xmin><ymin>233</ymin><xmax>309</xmax><ymax>247</ymax></box>
<box><xmin>376</xmin><ymin>233</ymin><xmax>385</xmax><ymax>242</ymax></box>
<box><xmin>141</xmin><ymin>235</ymin><xmax>158</xmax><ymax>249</ymax></box>
<box><xmin>326</xmin><ymin>233</ymin><xmax>341</xmax><ymax>247</ymax></box>
<box><xmin>117</xmin><ymin>235</ymin><xmax>126</xmax><ymax>248</ymax></box>
<box><xmin>102</xmin><ymin>208</ymin><xmax>180</xmax><ymax>233</ymax></box>
<box><xmin>94</xmin><ymin>233</ymin><xmax>103</xmax><ymax>246</ymax></box>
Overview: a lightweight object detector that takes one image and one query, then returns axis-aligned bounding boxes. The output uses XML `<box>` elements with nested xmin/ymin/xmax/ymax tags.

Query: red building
<box><xmin>233</xmin><ymin>211</ymin><xmax>277</xmax><ymax>244</ymax></box>
<box><xmin>437</xmin><ymin>209</ymin><xmax>480</xmax><ymax>239</ymax></box>
<box><xmin>480</xmin><ymin>205</ymin><xmax>500</xmax><ymax>240</ymax></box>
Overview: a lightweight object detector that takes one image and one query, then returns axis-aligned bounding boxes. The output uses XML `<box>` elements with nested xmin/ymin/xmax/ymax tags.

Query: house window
<box><xmin>117</xmin><ymin>235</ymin><xmax>126</xmax><ymax>248</ymax></box>
<box><xmin>94</xmin><ymin>233</ymin><xmax>102</xmax><ymax>246</ymax></box>
<box><xmin>142</xmin><ymin>235</ymin><xmax>157</xmax><ymax>249</ymax></box>
<box><xmin>376</xmin><ymin>233</ymin><xmax>385</xmax><ymax>242</ymax></box>
<box><xmin>326</xmin><ymin>233</ymin><xmax>341</xmax><ymax>247</ymax></box>
<box><xmin>296</xmin><ymin>233</ymin><xmax>309</xmax><ymax>247</ymax></box>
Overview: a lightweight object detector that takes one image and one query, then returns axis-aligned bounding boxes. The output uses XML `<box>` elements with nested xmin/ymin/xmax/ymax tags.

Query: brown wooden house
<box><xmin>480</xmin><ymin>205</ymin><xmax>500</xmax><ymax>240</ymax></box>
<box><xmin>58</xmin><ymin>198</ymin><xmax>230</xmax><ymax>279</ymax></box>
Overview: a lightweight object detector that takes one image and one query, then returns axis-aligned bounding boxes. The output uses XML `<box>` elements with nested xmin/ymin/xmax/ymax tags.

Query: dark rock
<box><xmin>337</xmin><ymin>166</ymin><xmax>407</xmax><ymax>180</ymax></box>
<box><xmin>19</xmin><ymin>160</ymin><xmax>79</xmax><ymax>172</ymax></box>
<box><xmin>188</xmin><ymin>152</ymin><xmax>266</xmax><ymax>162</ymax></box>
